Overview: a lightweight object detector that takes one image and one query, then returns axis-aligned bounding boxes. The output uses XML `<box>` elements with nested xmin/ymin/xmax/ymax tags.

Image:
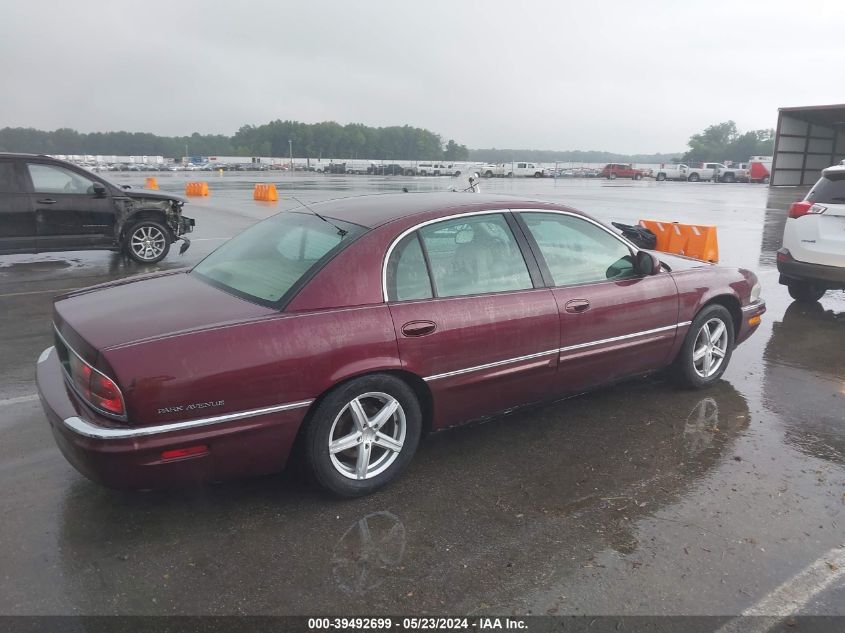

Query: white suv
<box><xmin>777</xmin><ymin>163</ymin><xmax>845</xmax><ymax>301</ymax></box>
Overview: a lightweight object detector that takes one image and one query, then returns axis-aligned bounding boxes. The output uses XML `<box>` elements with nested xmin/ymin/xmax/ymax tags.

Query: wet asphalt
<box><xmin>0</xmin><ymin>173</ymin><xmax>843</xmax><ymax>616</ymax></box>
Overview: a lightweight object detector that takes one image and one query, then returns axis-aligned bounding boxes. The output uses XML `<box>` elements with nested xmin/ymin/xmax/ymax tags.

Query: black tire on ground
<box><xmin>688</xmin><ymin>173</ymin><xmax>700</xmax><ymax>182</ymax></box>
<box><xmin>723</xmin><ymin>173</ymin><xmax>736</xmax><ymax>183</ymax></box>
<box><xmin>787</xmin><ymin>281</ymin><xmax>826</xmax><ymax>303</ymax></box>
<box><xmin>609</xmin><ymin>173</ymin><xmax>617</xmax><ymax>180</ymax></box>
<box><xmin>124</xmin><ymin>219</ymin><xmax>171</xmax><ymax>264</ymax></box>
<box><xmin>634</xmin><ymin>173</ymin><xmax>642</xmax><ymax>180</ymax></box>
<box><xmin>304</xmin><ymin>374</ymin><xmax>422</xmax><ymax>497</ymax></box>
<box><xmin>485</xmin><ymin>171</ymin><xmax>494</xmax><ymax>178</ymax></box>
<box><xmin>656</xmin><ymin>173</ymin><xmax>666</xmax><ymax>181</ymax></box>
<box><xmin>453</xmin><ymin>171</ymin><xmax>461</xmax><ymax>177</ymax></box>
<box><xmin>671</xmin><ymin>304</ymin><xmax>735</xmax><ymax>389</ymax></box>
<box><xmin>534</xmin><ymin>172</ymin><xmax>543</xmax><ymax>178</ymax></box>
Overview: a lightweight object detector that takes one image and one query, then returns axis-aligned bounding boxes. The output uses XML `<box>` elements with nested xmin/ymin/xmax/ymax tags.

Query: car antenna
<box><xmin>290</xmin><ymin>195</ymin><xmax>348</xmax><ymax>237</ymax></box>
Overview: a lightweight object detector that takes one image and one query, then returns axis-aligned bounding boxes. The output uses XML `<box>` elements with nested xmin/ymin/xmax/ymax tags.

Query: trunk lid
<box><xmin>54</xmin><ymin>270</ymin><xmax>276</xmax><ymax>352</ymax></box>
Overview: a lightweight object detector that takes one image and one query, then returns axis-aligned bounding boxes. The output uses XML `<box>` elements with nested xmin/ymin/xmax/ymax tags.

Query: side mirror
<box><xmin>636</xmin><ymin>250</ymin><xmax>661</xmax><ymax>275</ymax></box>
<box><xmin>91</xmin><ymin>182</ymin><xmax>107</xmax><ymax>197</ymax></box>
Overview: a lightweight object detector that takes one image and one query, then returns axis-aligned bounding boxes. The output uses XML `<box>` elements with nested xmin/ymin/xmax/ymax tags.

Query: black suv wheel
<box><xmin>125</xmin><ymin>220</ymin><xmax>171</xmax><ymax>264</ymax></box>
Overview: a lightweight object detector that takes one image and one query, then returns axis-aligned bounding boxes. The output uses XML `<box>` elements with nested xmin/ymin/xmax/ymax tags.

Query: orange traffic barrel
<box><xmin>253</xmin><ymin>183</ymin><xmax>278</xmax><ymax>201</ymax></box>
<box><xmin>185</xmin><ymin>181</ymin><xmax>210</xmax><ymax>196</ymax></box>
<box><xmin>144</xmin><ymin>177</ymin><xmax>158</xmax><ymax>190</ymax></box>
<box><xmin>638</xmin><ymin>219</ymin><xmax>719</xmax><ymax>263</ymax></box>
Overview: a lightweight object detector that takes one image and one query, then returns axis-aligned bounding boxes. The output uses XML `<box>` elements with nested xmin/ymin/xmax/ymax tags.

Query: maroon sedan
<box><xmin>36</xmin><ymin>193</ymin><xmax>766</xmax><ymax>496</ymax></box>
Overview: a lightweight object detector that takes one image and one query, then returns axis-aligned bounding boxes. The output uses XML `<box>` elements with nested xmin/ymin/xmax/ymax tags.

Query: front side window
<box><xmin>386</xmin><ymin>233</ymin><xmax>433</xmax><ymax>302</ymax></box>
<box><xmin>418</xmin><ymin>213</ymin><xmax>532</xmax><ymax>298</ymax></box>
<box><xmin>521</xmin><ymin>212</ymin><xmax>636</xmax><ymax>286</ymax></box>
<box><xmin>27</xmin><ymin>163</ymin><xmax>95</xmax><ymax>194</ymax></box>
<box><xmin>193</xmin><ymin>211</ymin><xmax>365</xmax><ymax>305</ymax></box>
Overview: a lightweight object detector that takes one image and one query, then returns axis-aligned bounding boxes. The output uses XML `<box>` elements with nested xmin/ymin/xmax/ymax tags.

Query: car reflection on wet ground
<box><xmin>0</xmin><ymin>175</ymin><xmax>842</xmax><ymax>616</ymax></box>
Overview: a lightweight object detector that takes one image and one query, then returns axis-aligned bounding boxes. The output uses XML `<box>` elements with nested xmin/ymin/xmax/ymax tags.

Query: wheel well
<box><xmin>701</xmin><ymin>295</ymin><xmax>742</xmax><ymax>338</ymax></box>
<box><xmin>121</xmin><ymin>211</ymin><xmax>169</xmax><ymax>239</ymax></box>
<box><xmin>295</xmin><ymin>369</ymin><xmax>435</xmax><ymax>443</ymax></box>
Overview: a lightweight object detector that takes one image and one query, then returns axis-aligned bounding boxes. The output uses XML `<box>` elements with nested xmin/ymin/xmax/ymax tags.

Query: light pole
<box><xmin>288</xmin><ymin>139</ymin><xmax>293</xmax><ymax>173</ymax></box>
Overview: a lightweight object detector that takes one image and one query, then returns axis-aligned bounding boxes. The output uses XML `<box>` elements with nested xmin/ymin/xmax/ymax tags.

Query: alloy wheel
<box><xmin>130</xmin><ymin>225</ymin><xmax>167</xmax><ymax>261</ymax></box>
<box><xmin>692</xmin><ymin>318</ymin><xmax>729</xmax><ymax>378</ymax></box>
<box><xmin>328</xmin><ymin>392</ymin><xmax>407</xmax><ymax>480</ymax></box>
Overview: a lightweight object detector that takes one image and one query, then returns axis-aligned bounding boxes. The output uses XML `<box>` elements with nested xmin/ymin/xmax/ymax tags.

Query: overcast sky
<box><xmin>1</xmin><ymin>0</ymin><xmax>843</xmax><ymax>154</ymax></box>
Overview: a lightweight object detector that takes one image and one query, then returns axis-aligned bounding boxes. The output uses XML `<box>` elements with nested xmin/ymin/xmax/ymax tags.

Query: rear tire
<box><xmin>304</xmin><ymin>374</ymin><xmax>422</xmax><ymax>497</ymax></box>
<box><xmin>656</xmin><ymin>173</ymin><xmax>666</xmax><ymax>181</ymax></box>
<box><xmin>688</xmin><ymin>173</ymin><xmax>700</xmax><ymax>182</ymax></box>
<box><xmin>723</xmin><ymin>173</ymin><xmax>736</xmax><ymax>183</ymax></box>
<box><xmin>787</xmin><ymin>281</ymin><xmax>826</xmax><ymax>303</ymax></box>
<box><xmin>124</xmin><ymin>220</ymin><xmax>171</xmax><ymax>264</ymax></box>
<box><xmin>634</xmin><ymin>173</ymin><xmax>642</xmax><ymax>180</ymax></box>
<box><xmin>671</xmin><ymin>304</ymin><xmax>734</xmax><ymax>389</ymax></box>
<box><xmin>609</xmin><ymin>173</ymin><xmax>617</xmax><ymax>180</ymax></box>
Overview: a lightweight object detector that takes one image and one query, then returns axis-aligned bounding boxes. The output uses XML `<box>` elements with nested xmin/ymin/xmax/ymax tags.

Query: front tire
<box><xmin>672</xmin><ymin>305</ymin><xmax>734</xmax><ymax>389</ymax></box>
<box><xmin>124</xmin><ymin>220</ymin><xmax>171</xmax><ymax>264</ymax></box>
<box><xmin>787</xmin><ymin>280</ymin><xmax>826</xmax><ymax>303</ymax></box>
<box><xmin>304</xmin><ymin>374</ymin><xmax>422</xmax><ymax>497</ymax></box>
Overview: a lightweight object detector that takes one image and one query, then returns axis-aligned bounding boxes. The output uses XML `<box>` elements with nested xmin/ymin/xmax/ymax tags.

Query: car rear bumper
<box><xmin>36</xmin><ymin>347</ymin><xmax>310</xmax><ymax>489</ymax></box>
<box><xmin>776</xmin><ymin>249</ymin><xmax>845</xmax><ymax>288</ymax></box>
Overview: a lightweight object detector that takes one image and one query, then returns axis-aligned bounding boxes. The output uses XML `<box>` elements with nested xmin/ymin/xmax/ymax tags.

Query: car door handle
<box><xmin>401</xmin><ymin>320</ymin><xmax>437</xmax><ymax>337</ymax></box>
<box><xmin>37</xmin><ymin>198</ymin><xmax>58</xmax><ymax>204</ymax></box>
<box><xmin>564</xmin><ymin>299</ymin><xmax>591</xmax><ymax>314</ymax></box>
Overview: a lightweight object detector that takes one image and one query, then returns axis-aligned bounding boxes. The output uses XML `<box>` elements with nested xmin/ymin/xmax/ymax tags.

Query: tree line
<box><xmin>0</xmin><ymin>121</ymin><xmax>470</xmax><ymax>161</ymax></box>
<box><xmin>0</xmin><ymin>119</ymin><xmax>776</xmax><ymax>164</ymax></box>
<box><xmin>682</xmin><ymin>121</ymin><xmax>774</xmax><ymax>163</ymax></box>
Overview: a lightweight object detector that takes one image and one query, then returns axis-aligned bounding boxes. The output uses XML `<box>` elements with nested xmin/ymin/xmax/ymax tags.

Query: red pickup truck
<box><xmin>601</xmin><ymin>163</ymin><xmax>647</xmax><ymax>180</ymax></box>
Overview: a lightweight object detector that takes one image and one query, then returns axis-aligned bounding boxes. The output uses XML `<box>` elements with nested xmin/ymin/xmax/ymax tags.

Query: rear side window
<box><xmin>386</xmin><ymin>233</ymin><xmax>433</xmax><ymax>302</ymax></box>
<box><xmin>806</xmin><ymin>172</ymin><xmax>845</xmax><ymax>204</ymax></box>
<box><xmin>0</xmin><ymin>161</ymin><xmax>22</xmax><ymax>192</ymax></box>
<box><xmin>418</xmin><ymin>213</ymin><xmax>533</xmax><ymax>298</ymax></box>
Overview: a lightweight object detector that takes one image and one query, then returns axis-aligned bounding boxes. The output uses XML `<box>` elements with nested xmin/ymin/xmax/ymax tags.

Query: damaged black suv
<box><xmin>0</xmin><ymin>154</ymin><xmax>194</xmax><ymax>264</ymax></box>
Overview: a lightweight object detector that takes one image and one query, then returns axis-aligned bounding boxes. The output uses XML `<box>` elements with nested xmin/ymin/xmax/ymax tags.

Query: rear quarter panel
<box><xmin>101</xmin><ymin>305</ymin><xmax>400</xmax><ymax>427</ymax></box>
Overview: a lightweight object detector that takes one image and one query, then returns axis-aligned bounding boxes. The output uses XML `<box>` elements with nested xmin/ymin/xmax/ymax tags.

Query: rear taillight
<box><xmin>66</xmin><ymin>351</ymin><xmax>125</xmax><ymax>417</ymax></box>
<box><xmin>788</xmin><ymin>202</ymin><xmax>827</xmax><ymax>218</ymax></box>
<box><xmin>90</xmin><ymin>372</ymin><xmax>125</xmax><ymax>416</ymax></box>
<box><xmin>788</xmin><ymin>201</ymin><xmax>813</xmax><ymax>218</ymax></box>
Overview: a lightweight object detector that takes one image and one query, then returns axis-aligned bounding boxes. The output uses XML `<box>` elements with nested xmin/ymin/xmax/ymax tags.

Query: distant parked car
<box><xmin>36</xmin><ymin>193</ymin><xmax>764</xmax><ymax>496</ymax></box>
<box><xmin>655</xmin><ymin>164</ymin><xmax>689</xmax><ymax>181</ymax></box>
<box><xmin>0</xmin><ymin>153</ymin><xmax>194</xmax><ymax>264</ymax></box>
<box><xmin>600</xmin><ymin>163</ymin><xmax>646</xmax><ymax>180</ymax></box>
<box><xmin>777</xmin><ymin>163</ymin><xmax>845</xmax><ymax>301</ymax></box>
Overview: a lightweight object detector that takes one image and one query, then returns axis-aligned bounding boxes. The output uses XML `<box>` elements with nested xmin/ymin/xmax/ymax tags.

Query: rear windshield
<box><xmin>806</xmin><ymin>171</ymin><xmax>845</xmax><ymax>204</ymax></box>
<box><xmin>192</xmin><ymin>211</ymin><xmax>365</xmax><ymax>306</ymax></box>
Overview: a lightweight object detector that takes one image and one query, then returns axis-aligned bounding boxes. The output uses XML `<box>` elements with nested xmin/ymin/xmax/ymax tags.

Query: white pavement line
<box><xmin>0</xmin><ymin>394</ymin><xmax>40</xmax><ymax>407</ymax></box>
<box><xmin>0</xmin><ymin>287</ymin><xmax>82</xmax><ymax>298</ymax></box>
<box><xmin>716</xmin><ymin>546</ymin><xmax>845</xmax><ymax>633</ymax></box>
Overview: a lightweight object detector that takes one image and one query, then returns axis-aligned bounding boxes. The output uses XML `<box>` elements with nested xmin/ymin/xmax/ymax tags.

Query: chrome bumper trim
<box><xmin>62</xmin><ymin>400</ymin><xmax>314</xmax><ymax>440</ymax></box>
<box><xmin>38</xmin><ymin>346</ymin><xmax>54</xmax><ymax>364</ymax></box>
<box><xmin>741</xmin><ymin>300</ymin><xmax>766</xmax><ymax>313</ymax></box>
